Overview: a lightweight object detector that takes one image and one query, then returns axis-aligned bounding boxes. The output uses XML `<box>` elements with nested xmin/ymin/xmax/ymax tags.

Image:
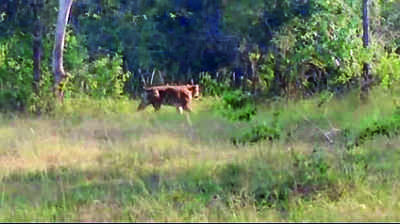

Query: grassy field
<box><xmin>1</xmin><ymin>88</ymin><xmax>400</xmax><ymax>222</ymax></box>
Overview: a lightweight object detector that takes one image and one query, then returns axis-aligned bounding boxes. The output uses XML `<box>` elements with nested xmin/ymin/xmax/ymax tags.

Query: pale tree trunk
<box><xmin>53</xmin><ymin>0</ymin><xmax>73</xmax><ymax>101</ymax></box>
<box><xmin>361</xmin><ymin>0</ymin><xmax>371</xmax><ymax>100</ymax></box>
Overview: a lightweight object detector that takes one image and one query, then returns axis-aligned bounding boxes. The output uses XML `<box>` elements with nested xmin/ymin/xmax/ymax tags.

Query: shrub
<box><xmin>0</xmin><ymin>35</ymin><xmax>34</xmax><ymax>111</ymax></box>
<box><xmin>27</xmin><ymin>71</ymin><xmax>56</xmax><ymax>114</ymax></box>
<box><xmin>376</xmin><ymin>52</ymin><xmax>400</xmax><ymax>89</ymax></box>
<box><xmin>200</xmin><ymin>73</ymin><xmax>232</xmax><ymax>97</ymax></box>
<box><xmin>349</xmin><ymin>104</ymin><xmax>400</xmax><ymax>148</ymax></box>
<box><xmin>218</xmin><ymin>90</ymin><xmax>257</xmax><ymax>122</ymax></box>
<box><xmin>65</xmin><ymin>54</ymin><xmax>130</xmax><ymax>99</ymax></box>
<box><xmin>261</xmin><ymin>0</ymin><xmax>380</xmax><ymax>96</ymax></box>
<box><xmin>291</xmin><ymin>149</ymin><xmax>332</xmax><ymax>187</ymax></box>
<box><xmin>232</xmin><ymin>123</ymin><xmax>281</xmax><ymax>145</ymax></box>
<box><xmin>232</xmin><ymin>112</ymin><xmax>281</xmax><ymax>145</ymax></box>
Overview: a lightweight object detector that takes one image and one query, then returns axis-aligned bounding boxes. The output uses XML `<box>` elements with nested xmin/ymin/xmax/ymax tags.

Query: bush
<box><xmin>27</xmin><ymin>71</ymin><xmax>56</xmax><ymax>114</ymax></box>
<box><xmin>200</xmin><ymin>73</ymin><xmax>232</xmax><ymax>97</ymax></box>
<box><xmin>348</xmin><ymin>104</ymin><xmax>400</xmax><ymax>148</ymax></box>
<box><xmin>232</xmin><ymin>123</ymin><xmax>281</xmax><ymax>145</ymax></box>
<box><xmin>218</xmin><ymin>90</ymin><xmax>257</xmax><ymax>122</ymax></box>
<box><xmin>291</xmin><ymin>149</ymin><xmax>332</xmax><ymax>187</ymax></box>
<box><xmin>232</xmin><ymin>112</ymin><xmax>281</xmax><ymax>145</ymax></box>
<box><xmin>376</xmin><ymin>52</ymin><xmax>400</xmax><ymax>89</ymax></box>
<box><xmin>0</xmin><ymin>35</ymin><xmax>34</xmax><ymax>111</ymax></box>
<box><xmin>65</xmin><ymin>54</ymin><xmax>130</xmax><ymax>99</ymax></box>
<box><xmin>260</xmin><ymin>0</ymin><xmax>380</xmax><ymax>96</ymax></box>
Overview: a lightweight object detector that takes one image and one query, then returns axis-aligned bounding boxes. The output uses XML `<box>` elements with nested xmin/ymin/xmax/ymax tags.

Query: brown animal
<box><xmin>137</xmin><ymin>84</ymin><xmax>200</xmax><ymax>114</ymax></box>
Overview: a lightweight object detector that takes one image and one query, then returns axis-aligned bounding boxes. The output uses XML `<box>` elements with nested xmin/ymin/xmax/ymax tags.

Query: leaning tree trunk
<box><xmin>52</xmin><ymin>0</ymin><xmax>73</xmax><ymax>101</ymax></box>
<box><xmin>361</xmin><ymin>0</ymin><xmax>371</xmax><ymax>100</ymax></box>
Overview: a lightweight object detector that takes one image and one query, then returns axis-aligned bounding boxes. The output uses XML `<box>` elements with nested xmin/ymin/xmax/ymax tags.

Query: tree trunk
<box><xmin>52</xmin><ymin>0</ymin><xmax>73</xmax><ymax>101</ymax></box>
<box><xmin>251</xmin><ymin>60</ymin><xmax>260</xmax><ymax>94</ymax></box>
<box><xmin>32</xmin><ymin>0</ymin><xmax>43</xmax><ymax>93</ymax></box>
<box><xmin>361</xmin><ymin>0</ymin><xmax>371</xmax><ymax>100</ymax></box>
<box><xmin>33</xmin><ymin>28</ymin><xmax>42</xmax><ymax>93</ymax></box>
<box><xmin>271</xmin><ymin>47</ymin><xmax>284</xmax><ymax>96</ymax></box>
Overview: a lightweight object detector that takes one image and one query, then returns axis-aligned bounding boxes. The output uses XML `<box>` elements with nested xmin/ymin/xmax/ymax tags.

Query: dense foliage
<box><xmin>0</xmin><ymin>0</ymin><xmax>399</xmax><ymax>111</ymax></box>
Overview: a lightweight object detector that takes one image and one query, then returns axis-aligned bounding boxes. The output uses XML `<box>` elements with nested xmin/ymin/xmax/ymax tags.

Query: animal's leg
<box><xmin>183</xmin><ymin>103</ymin><xmax>192</xmax><ymax>112</ymax></box>
<box><xmin>177</xmin><ymin>106</ymin><xmax>184</xmax><ymax>115</ymax></box>
<box><xmin>153</xmin><ymin>103</ymin><xmax>161</xmax><ymax>111</ymax></box>
<box><xmin>181</xmin><ymin>103</ymin><xmax>192</xmax><ymax>125</ymax></box>
<box><xmin>185</xmin><ymin>112</ymin><xmax>192</xmax><ymax>126</ymax></box>
<box><xmin>137</xmin><ymin>102</ymin><xmax>149</xmax><ymax>111</ymax></box>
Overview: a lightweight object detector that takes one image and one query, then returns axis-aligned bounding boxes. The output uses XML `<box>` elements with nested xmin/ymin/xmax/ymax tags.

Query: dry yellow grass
<box><xmin>0</xmin><ymin>91</ymin><xmax>399</xmax><ymax>221</ymax></box>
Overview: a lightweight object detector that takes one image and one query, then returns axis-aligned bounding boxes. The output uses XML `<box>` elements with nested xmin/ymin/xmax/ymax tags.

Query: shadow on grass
<box><xmin>0</xmin><ymin>148</ymin><xmax>355</xmax><ymax>221</ymax></box>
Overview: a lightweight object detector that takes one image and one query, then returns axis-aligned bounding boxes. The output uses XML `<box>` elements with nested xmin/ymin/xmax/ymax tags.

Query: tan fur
<box><xmin>137</xmin><ymin>84</ymin><xmax>200</xmax><ymax>113</ymax></box>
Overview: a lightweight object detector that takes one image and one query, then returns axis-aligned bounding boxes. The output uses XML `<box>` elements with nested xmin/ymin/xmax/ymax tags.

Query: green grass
<box><xmin>0</xmin><ymin>88</ymin><xmax>400</xmax><ymax>221</ymax></box>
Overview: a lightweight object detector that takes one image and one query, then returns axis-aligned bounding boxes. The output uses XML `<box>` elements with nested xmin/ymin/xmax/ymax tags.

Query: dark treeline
<box><xmin>67</xmin><ymin>0</ymin><xmax>317</xmax><ymax>85</ymax></box>
<box><xmin>0</xmin><ymin>0</ymin><xmax>399</xmax><ymax>112</ymax></box>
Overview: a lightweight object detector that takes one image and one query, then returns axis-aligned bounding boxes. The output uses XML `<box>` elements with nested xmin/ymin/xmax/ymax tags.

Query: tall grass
<box><xmin>0</xmin><ymin>87</ymin><xmax>400</xmax><ymax>221</ymax></box>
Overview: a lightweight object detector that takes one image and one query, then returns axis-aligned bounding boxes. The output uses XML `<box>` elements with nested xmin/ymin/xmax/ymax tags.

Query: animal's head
<box><xmin>137</xmin><ymin>87</ymin><xmax>160</xmax><ymax>111</ymax></box>
<box><xmin>186</xmin><ymin>84</ymin><xmax>200</xmax><ymax>99</ymax></box>
<box><xmin>143</xmin><ymin>87</ymin><xmax>160</xmax><ymax>98</ymax></box>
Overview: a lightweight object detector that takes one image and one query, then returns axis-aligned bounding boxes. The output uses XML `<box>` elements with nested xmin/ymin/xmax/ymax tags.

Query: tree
<box><xmin>52</xmin><ymin>0</ymin><xmax>73</xmax><ymax>100</ymax></box>
<box><xmin>32</xmin><ymin>0</ymin><xmax>43</xmax><ymax>93</ymax></box>
<box><xmin>361</xmin><ymin>0</ymin><xmax>371</xmax><ymax>100</ymax></box>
